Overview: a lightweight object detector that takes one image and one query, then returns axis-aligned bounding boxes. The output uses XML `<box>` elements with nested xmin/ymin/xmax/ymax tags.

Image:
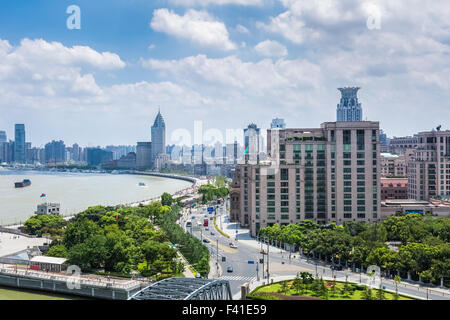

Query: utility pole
<box><xmin>261</xmin><ymin>254</ymin><xmax>265</xmax><ymax>279</ymax></box>
<box><xmin>256</xmin><ymin>261</ymin><xmax>260</xmax><ymax>281</ymax></box>
<box><xmin>200</xmin><ymin>229</ymin><xmax>203</xmax><ymax>242</ymax></box>
<box><xmin>267</xmin><ymin>240</ymin><xmax>270</xmax><ymax>282</ymax></box>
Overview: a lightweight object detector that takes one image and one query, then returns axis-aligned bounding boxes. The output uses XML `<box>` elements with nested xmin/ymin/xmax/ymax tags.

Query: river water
<box><xmin>0</xmin><ymin>169</ymin><xmax>192</xmax><ymax>225</ymax></box>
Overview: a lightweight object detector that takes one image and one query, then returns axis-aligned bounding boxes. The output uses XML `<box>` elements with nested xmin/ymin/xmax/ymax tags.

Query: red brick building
<box><xmin>381</xmin><ymin>178</ymin><xmax>408</xmax><ymax>200</ymax></box>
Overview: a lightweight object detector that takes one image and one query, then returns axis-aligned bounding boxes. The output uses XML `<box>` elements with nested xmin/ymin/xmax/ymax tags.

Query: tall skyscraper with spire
<box><xmin>151</xmin><ymin>110</ymin><xmax>166</xmax><ymax>168</ymax></box>
<box><xmin>336</xmin><ymin>87</ymin><xmax>363</xmax><ymax>122</ymax></box>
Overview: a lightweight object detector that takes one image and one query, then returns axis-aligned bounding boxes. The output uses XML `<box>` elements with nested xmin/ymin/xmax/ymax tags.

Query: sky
<box><xmin>0</xmin><ymin>0</ymin><xmax>449</xmax><ymax>147</ymax></box>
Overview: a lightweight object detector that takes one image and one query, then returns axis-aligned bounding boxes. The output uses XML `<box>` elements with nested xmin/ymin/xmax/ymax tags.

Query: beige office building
<box><xmin>408</xmin><ymin>129</ymin><xmax>450</xmax><ymax>201</ymax></box>
<box><xmin>232</xmin><ymin>121</ymin><xmax>381</xmax><ymax>237</ymax></box>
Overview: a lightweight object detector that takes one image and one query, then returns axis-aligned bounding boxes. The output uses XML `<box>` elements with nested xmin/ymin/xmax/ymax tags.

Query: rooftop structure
<box><xmin>336</xmin><ymin>87</ymin><xmax>362</xmax><ymax>122</ymax></box>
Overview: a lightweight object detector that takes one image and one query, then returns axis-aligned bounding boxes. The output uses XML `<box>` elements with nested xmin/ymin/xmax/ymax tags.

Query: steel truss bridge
<box><xmin>128</xmin><ymin>277</ymin><xmax>233</xmax><ymax>300</ymax></box>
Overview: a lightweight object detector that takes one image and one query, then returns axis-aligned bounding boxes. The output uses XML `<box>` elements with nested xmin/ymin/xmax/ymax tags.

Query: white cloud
<box><xmin>15</xmin><ymin>38</ymin><xmax>125</xmax><ymax>70</ymax></box>
<box><xmin>150</xmin><ymin>9</ymin><xmax>236</xmax><ymax>51</ymax></box>
<box><xmin>235</xmin><ymin>24</ymin><xmax>250</xmax><ymax>34</ymax></box>
<box><xmin>254</xmin><ymin>40</ymin><xmax>287</xmax><ymax>57</ymax></box>
<box><xmin>167</xmin><ymin>0</ymin><xmax>265</xmax><ymax>6</ymax></box>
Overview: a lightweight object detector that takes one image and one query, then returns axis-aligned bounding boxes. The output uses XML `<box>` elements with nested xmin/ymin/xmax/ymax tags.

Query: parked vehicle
<box><xmin>203</xmin><ymin>239</ymin><xmax>210</xmax><ymax>243</ymax></box>
<box><xmin>331</xmin><ymin>264</ymin><xmax>343</xmax><ymax>271</ymax></box>
<box><xmin>226</xmin><ymin>266</ymin><xmax>233</xmax><ymax>273</ymax></box>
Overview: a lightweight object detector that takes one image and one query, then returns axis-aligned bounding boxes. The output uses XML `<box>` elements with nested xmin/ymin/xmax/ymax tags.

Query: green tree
<box><xmin>46</xmin><ymin>244</ymin><xmax>68</xmax><ymax>258</ymax></box>
<box><xmin>279</xmin><ymin>281</ymin><xmax>289</xmax><ymax>294</ymax></box>
<box><xmin>161</xmin><ymin>192</ymin><xmax>174</xmax><ymax>207</ymax></box>
<box><xmin>394</xmin><ymin>275</ymin><xmax>401</xmax><ymax>298</ymax></box>
<box><xmin>376</xmin><ymin>285</ymin><xmax>386</xmax><ymax>300</ymax></box>
<box><xmin>362</xmin><ymin>287</ymin><xmax>373</xmax><ymax>300</ymax></box>
<box><xmin>63</xmin><ymin>218</ymin><xmax>101</xmax><ymax>249</ymax></box>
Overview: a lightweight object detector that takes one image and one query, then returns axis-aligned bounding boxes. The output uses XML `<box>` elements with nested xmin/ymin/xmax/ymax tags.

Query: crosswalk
<box><xmin>218</xmin><ymin>275</ymin><xmax>256</xmax><ymax>282</ymax></box>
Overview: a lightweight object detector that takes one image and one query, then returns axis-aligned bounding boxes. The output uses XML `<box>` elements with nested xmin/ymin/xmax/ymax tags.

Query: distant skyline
<box><xmin>0</xmin><ymin>1</ymin><xmax>449</xmax><ymax>146</ymax></box>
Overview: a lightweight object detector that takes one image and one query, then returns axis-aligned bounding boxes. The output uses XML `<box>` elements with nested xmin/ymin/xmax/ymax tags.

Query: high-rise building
<box><xmin>270</xmin><ymin>118</ymin><xmax>286</xmax><ymax>129</ymax></box>
<box><xmin>151</xmin><ymin>110</ymin><xmax>166</xmax><ymax>169</ymax></box>
<box><xmin>45</xmin><ymin>140</ymin><xmax>66</xmax><ymax>164</ymax></box>
<box><xmin>336</xmin><ymin>87</ymin><xmax>362</xmax><ymax>122</ymax></box>
<box><xmin>380</xmin><ymin>153</ymin><xmax>407</xmax><ymax>177</ymax></box>
<box><xmin>244</xmin><ymin>124</ymin><xmax>263</xmax><ymax>163</ymax></box>
<box><xmin>379</xmin><ymin>129</ymin><xmax>390</xmax><ymax>153</ymax></box>
<box><xmin>14</xmin><ymin>124</ymin><xmax>26</xmax><ymax>163</ymax></box>
<box><xmin>233</xmin><ymin>121</ymin><xmax>381</xmax><ymax>236</ymax></box>
<box><xmin>389</xmin><ymin>135</ymin><xmax>418</xmax><ymax>155</ymax></box>
<box><xmin>0</xmin><ymin>131</ymin><xmax>7</xmax><ymax>163</ymax></box>
<box><xmin>71</xmin><ymin>143</ymin><xmax>81</xmax><ymax>162</ymax></box>
<box><xmin>0</xmin><ymin>131</ymin><xmax>6</xmax><ymax>143</ymax></box>
<box><xmin>87</xmin><ymin>148</ymin><xmax>113</xmax><ymax>166</ymax></box>
<box><xmin>136</xmin><ymin>142</ymin><xmax>152</xmax><ymax>170</ymax></box>
<box><xmin>408</xmin><ymin>128</ymin><xmax>450</xmax><ymax>200</ymax></box>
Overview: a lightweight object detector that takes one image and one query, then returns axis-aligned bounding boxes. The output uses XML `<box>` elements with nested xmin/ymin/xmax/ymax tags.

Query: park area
<box><xmin>248</xmin><ymin>273</ymin><xmax>415</xmax><ymax>300</ymax></box>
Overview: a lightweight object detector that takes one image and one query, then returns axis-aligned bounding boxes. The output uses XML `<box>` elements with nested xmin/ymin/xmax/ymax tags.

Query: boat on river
<box><xmin>15</xmin><ymin>179</ymin><xmax>31</xmax><ymax>188</ymax></box>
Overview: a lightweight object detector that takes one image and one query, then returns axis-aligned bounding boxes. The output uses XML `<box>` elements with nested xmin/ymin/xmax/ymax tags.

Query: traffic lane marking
<box><xmin>200</xmin><ymin>234</ymin><xmax>236</xmax><ymax>254</ymax></box>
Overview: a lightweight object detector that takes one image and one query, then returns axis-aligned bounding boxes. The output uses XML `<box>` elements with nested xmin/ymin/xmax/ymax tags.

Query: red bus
<box><xmin>203</xmin><ymin>219</ymin><xmax>209</xmax><ymax>227</ymax></box>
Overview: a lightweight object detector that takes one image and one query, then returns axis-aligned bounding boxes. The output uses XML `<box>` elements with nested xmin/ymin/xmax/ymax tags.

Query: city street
<box><xmin>180</xmin><ymin>200</ymin><xmax>450</xmax><ymax>300</ymax></box>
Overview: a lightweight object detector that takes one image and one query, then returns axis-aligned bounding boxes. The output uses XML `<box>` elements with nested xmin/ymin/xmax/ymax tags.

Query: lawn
<box><xmin>249</xmin><ymin>280</ymin><xmax>415</xmax><ymax>300</ymax></box>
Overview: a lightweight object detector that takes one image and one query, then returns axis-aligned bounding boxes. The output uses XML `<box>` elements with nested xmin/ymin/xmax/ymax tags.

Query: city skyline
<box><xmin>0</xmin><ymin>1</ymin><xmax>449</xmax><ymax>146</ymax></box>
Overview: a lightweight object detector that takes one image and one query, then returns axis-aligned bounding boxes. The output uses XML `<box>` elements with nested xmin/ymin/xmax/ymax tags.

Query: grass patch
<box><xmin>187</xmin><ymin>265</ymin><xmax>197</xmax><ymax>277</ymax></box>
<box><xmin>250</xmin><ymin>280</ymin><xmax>416</xmax><ymax>300</ymax></box>
<box><xmin>213</xmin><ymin>216</ymin><xmax>230</xmax><ymax>238</ymax></box>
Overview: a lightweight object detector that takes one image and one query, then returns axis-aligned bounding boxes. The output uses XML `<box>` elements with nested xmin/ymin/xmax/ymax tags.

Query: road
<box><xmin>180</xmin><ymin>201</ymin><xmax>450</xmax><ymax>300</ymax></box>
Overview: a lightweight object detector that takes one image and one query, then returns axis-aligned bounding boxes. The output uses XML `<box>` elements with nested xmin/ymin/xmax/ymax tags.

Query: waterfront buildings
<box><xmin>336</xmin><ymin>87</ymin><xmax>363</xmax><ymax>122</ymax></box>
<box><xmin>233</xmin><ymin>120</ymin><xmax>381</xmax><ymax>236</ymax></box>
<box><xmin>136</xmin><ymin>142</ymin><xmax>152</xmax><ymax>170</ymax></box>
<box><xmin>0</xmin><ymin>131</ymin><xmax>6</xmax><ymax>143</ymax></box>
<box><xmin>0</xmin><ymin>131</ymin><xmax>8</xmax><ymax>163</ymax></box>
<box><xmin>87</xmin><ymin>148</ymin><xmax>113</xmax><ymax>166</ymax></box>
<box><xmin>407</xmin><ymin>128</ymin><xmax>450</xmax><ymax>201</ymax></box>
<box><xmin>44</xmin><ymin>140</ymin><xmax>66</xmax><ymax>164</ymax></box>
<box><xmin>35</xmin><ymin>203</ymin><xmax>61</xmax><ymax>215</ymax></box>
<box><xmin>14</xmin><ymin>124</ymin><xmax>26</xmax><ymax>164</ymax></box>
<box><xmin>151</xmin><ymin>111</ymin><xmax>166</xmax><ymax>168</ymax></box>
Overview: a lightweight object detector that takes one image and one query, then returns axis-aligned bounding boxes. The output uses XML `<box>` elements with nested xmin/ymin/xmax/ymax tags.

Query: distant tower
<box><xmin>14</xmin><ymin>124</ymin><xmax>26</xmax><ymax>164</ymax></box>
<box><xmin>270</xmin><ymin>118</ymin><xmax>286</xmax><ymax>129</ymax></box>
<box><xmin>336</xmin><ymin>87</ymin><xmax>362</xmax><ymax>122</ymax></box>
<box><xmin>151</xmin><ymin>110</ymin><xmax>166</xmax><ymax>168</ymax></box>
<box><xmin>244</xmin><ymin>124</ymin><xmax>262</xmax><ymax>162</ymax></box>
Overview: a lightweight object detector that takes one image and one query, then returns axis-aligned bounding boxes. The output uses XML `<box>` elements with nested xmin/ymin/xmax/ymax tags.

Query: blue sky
<box><xmin>0</xmin><ymin>0</ymin><xmax>449</xmax><ymax>147</ymax></box>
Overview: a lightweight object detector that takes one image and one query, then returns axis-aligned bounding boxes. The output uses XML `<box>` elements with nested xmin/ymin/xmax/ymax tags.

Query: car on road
<box><xmin>210</xmin><ymin>231</ymin><xmax>215</xmax><ymax>236</ymax></box>
<box><xmin>202</xmin><ymin>239</ymin><xmax>210</xmax><ymax>243</ymax></box>
<box><xmin>229</xmin><ymin>242</ymin><xmax>238</xmax><ymax>248</ymax></box>
<box><xmin>205</xmin><ymin>227</ymin><xmax>209</xmax><ymax>231</ymax></box>
<box><xmin>226</xmin><ymin>266</ymin><xmax>233</xmax><ymax>273</ymax></box>
<box><xmin>331</xmin><ymin>264</ymin><xmax>343</xmax><ymax>271</ymax></box>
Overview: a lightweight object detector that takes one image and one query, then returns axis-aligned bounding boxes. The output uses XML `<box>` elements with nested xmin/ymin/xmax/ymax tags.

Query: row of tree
<box><xmin>24</xmin><ymin>191</ymin><xmax>212</xmax><ymax>278</ymax></box>
<box><xmin>197</xmin><ymin>182</ymin><xmax>229</xmax><ymax>204</ymax></box>
<box><xmin>258</xmin><ymin>214</ymin><xmax>450</xmax><ymax>286</ymax></box>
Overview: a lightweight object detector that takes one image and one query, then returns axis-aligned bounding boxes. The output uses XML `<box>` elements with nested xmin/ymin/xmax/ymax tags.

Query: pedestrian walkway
<box><xmin>219</xmin><ymin>275</ymin><xmax>255</xmax><ymax>282</ymax></box>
